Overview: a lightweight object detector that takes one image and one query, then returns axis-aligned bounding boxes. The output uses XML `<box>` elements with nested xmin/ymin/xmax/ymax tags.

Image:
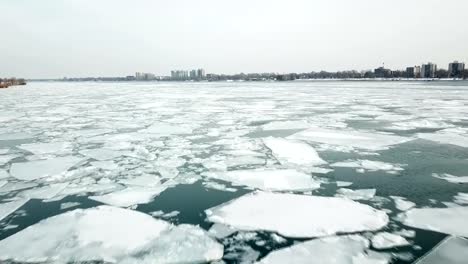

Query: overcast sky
<box><xmin>1</xmin><ymin>0</ymin><xmax>467</xmax><ymax>78</ymax></box>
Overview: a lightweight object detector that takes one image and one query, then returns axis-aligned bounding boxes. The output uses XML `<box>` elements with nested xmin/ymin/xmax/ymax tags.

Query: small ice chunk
<box><xmin>371</xmin><ymin>232</ymin><xmax>410</xmax><ymax>249</ymax></box>
<box><xmin>209</xmin><ymin>223</ymin><xmax>237</xmax><ymax>238</ymax></box>
<box><xmin>391</xmin><ymin>196</ymin><xmax>416</xmax><ymax>211</ymax></box>
<box><xmin>263</xmin><ymin>137</ymin><xmax>327</xmax><ymax>166</ymax></box>
<box><xmin>204</xmin><ymin>169</ymin><xmax>320</xmax><ymax>191</ymax></box>
<box><xmin>18</xmin><ymin>142</ymin><xmax>72</xmax><ymax>155</ymax></box>
<box><xmin>0</xmin><ymin>206</ymin><xmax>223</xmax><ymax>263</ymax></box>
<box><xmin>290</xmin><ymin>127</ymin><xmax>411</xmax><ymax>151</ymax></box>
<box><xmin>60</xmin><ymin>202</ymin><xmax>81</xmax><ymax>210</ymax></box>
<box><xmin>206</xmin><ymin>191</ymin><xmax>388</xmax><ymax>238</ymax></box>
<box><xmin>203</xmin><ymin>181</ymin><xmax>237</xmax><ymax>192</ymax></box>
<box><xmin>453</xmin><ymin>193</ymin><xmax>468</xmax><ymax>205</ymax></box>
<box><xmin>119</xmin><ymin>175</ymin><xmax>161</xmax><ymax>187</ymax></box>
<box><xmin>80</xmin><ymin>148</ymin><xmax>124</xmax><ymax>161</ymax></box>
<box><xmin>415</xmin><ymin>236</ymin><xmax>468</xmax><ymax>264</ymax></box>
<box><xmin>331</xmin><ymin>160</ymin><xmax>404</xmax><ymax>173</ymax></box>
<box><xmin>257</xmin><ymin>235</ymin><xmax>389</xmax><ymax>264</ymax></box>
<box><xmin>403</xmin><ymin>207</ymin><xmax>468</xmax><ymax>237</ymax></box>
<box><xmin>336</xmin><ymin>181</ymin><xmax>353</xmax><ymax>187</ymax></box>
<box><xmin>433</xmin><ymin>173</ymin><xmax>468</xmax><ymax>184</ymax></box>
<box><xmin>10</xmin><ymin>156</ymin><xmax>83</xmax><ymax>181</ymax></box>
<box><xmin>336</xmin><ymin>188</ymin><xmax>376</xmax><ymax>200</ymax></box>
<box><xmin>90</xmin><ymin>186</ymin><xmax>168</xmax><ymax>207</ymax></box>
<box><xmin>0</xmin><ymin>198</ymin><xmax>29</xmax><ymax>221</ymax></box>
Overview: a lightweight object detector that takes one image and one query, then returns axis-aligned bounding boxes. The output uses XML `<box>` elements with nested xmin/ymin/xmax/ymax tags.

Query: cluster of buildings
<box><xmin>171</xmin><ymin>69</ymin><xmax>206</xmax><ymax>80</ymax></box>
<box><xmin>375</xmin><ymin>61</ymin><xmax>465</xmax><ymax>79</ymax></box>
<box><xmin>0</xmin><ymin>78</ymin><xmax>26</xmax><ymax>88</ymax></box>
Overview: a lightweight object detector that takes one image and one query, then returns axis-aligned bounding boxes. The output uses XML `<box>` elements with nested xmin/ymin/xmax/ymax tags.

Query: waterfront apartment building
<box><xmin>448</xmin><ymin>61</ymin><xmax>465</xmax><ymax>78</ymax></box>
<box><xmin>421</xmin><ymin>63</ymin><xmax>437</xmax><ymax>78</ymax></box>
<box><xmin>374</xmin><ymin>67</ymin><xmax>392</xmax><ymax>78</ymax></box>
<box><xmin>171</xmin><ymin>69</ymin><xmax>206</xmax><ymax>80</ymax></box>
<box><xmin>406</xmin><ymin>66</ymin><xmax>421</xmax><ymax>78</ymax></box>
<box><xmin>135</xmin><ymin>72</ymin><xmax>156</xmax><ymax>80</ymax></box>
<box><xmin>171</xmin><ymin>70</ymin><xmax>189</xmax><ymax>80</ymax></box>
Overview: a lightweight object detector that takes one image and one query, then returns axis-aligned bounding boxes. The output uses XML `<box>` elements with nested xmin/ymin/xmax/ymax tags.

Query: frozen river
<box><xmin>1</xmin><ymin>81</ymin><xmax>468</xmax><ymax>263</ymax></box>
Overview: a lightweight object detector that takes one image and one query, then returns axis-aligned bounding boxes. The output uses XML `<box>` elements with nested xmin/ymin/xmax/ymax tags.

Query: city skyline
<box><xmin>1</xmin><ymin>0</ymin><xmax>468</xmax><ymax>79</ymax></box>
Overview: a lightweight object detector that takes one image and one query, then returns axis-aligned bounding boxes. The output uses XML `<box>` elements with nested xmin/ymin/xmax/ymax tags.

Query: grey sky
<box><xmin>1</xmin><ymin>0</ymin><xmax>467</xmax><ymax>78</ymax></box>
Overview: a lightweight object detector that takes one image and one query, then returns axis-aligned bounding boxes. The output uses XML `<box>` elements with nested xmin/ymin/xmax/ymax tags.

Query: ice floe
<box><xmin>141</xmin><ymin>122</ymin><xmax>193</xmax><ymax>135</ymax></box>
<box><xmin>257</xmin><ymin>235</ymin><xmax>389</xmax><ymax>264</ymax></box>
<box><xmin>89</xmin><ymin>186</ymin><xmax>168</xmax><ymax>207</ymax></box>
<box><xmin>453</xmin><ymin>193</ymin><xmax>468</xmax><ymax>205</ymax></box>
<box><xmin>432</xmin><ymin>173</ymin><xmax>468</xmax><ymax>184</ymax></box>
<box><xmin>403</xmin><ymin>207</ymin><xmax>468</xmax><ymax>237</ymax></box>
<box><xmin>0</xmin><ymin>206</ymin><xmax>222</xmax><ymax>263</ymax></box>
<box><xmin>331</xmin><ymin>160</ymin><xmax>404</xmax><ymax>174</ymax></box>
<box><xmin>206</xmin><ymin>191</ymin><xmax>388</xmax><ymax>238</ymax></box>
<box><xmin>336</xmin><ymin>188</ymin><xmax>376</xmax><ymax>200</ymax></box>
<box><xmin>203</xmin><ymin>169</ymin><xmax>321</xmax><ymax>191</ymax></box>
<box><xmin>18</xmin><ymin>142</ymin><xmax>72</xmax><ymax>155</ymax></box>
<box><xmin>19</xmin><ymin>183</ymin><xmax>69</xmax><ymax>200</ymax></box>
<box><xmin>415</xmin><ymin>236</ymin><xmax>468</xmax><ymax>264</ymax></box>
<box><xmin>9</xmin><ymin>156</ymin><xmax>83</xmax><ymax>181</ymax></box>
<box><xmin>263</xmin><ymin>137</ymin><xmax>327</xmax><ymax>166</ymax></box>
<box><xmin>0</xmin><ymin>170</ymin><xmax>8</xmax><ymax>179</ymax></box>
<box><xmin>391</xmin><ymin>196</ymin><xmax>416</xmax><ymax>211</ymax></box>
<box><xmin>0</xmin><ymin>198</ymin><xmax>29</xmax><ymax>221</ymax></box>
<box><xmin>371</xmin><ymin>232</ymin><xmax>410</xmax><ymax>249</ymax></box>
<box><xmin>386</xmin><ymin>119</ymin><xmax>453</xmax><ymax>131</ymax></box>
<box><xmin>289</xmin><ymin>127</ymin><xmax>412</xmax><ymax>151</ymax></box>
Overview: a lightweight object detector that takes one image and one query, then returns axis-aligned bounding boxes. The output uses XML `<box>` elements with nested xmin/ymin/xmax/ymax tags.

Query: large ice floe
<box><xmin>206</xmin><ymin>191</ymin><xmax>388</xmax><ymax>238</ymax></box>
<box><xmin>9</xmin><ymin>156</ymin><xmax>83</xmax><ymax>181</ymax></box>
<box><xmin>89</xmin><ymin>186</ymin><xmax>169</xmax><ymax>207</ymax></box>
<box><xmin>402</xmin><ymin>206</ymin><xmax>468</xmax><ymax>237</ymax></box>
<box><xmin>257</xmin><ymin>235</ymin><xmax>390</xmax><ymax>264</ymax></box>
<box><xmin>262</xmin><ymin>137</ymin><xmax>326</xmax><ymax>166</ymax></box>
<box><xmin>289</xmin><ymin>127</ymin><xmax>412</xmax><ymax>151</ymax></box>
<box><xmin>415</xmin><ymin>236</ymin><xmax>468</xmax><ymax>264</ymax></box>
<box><xmin>0</xmin><ymin>206</ymin><xmax>223</xmax><ymax>263</ymax></box>
<box><xmin>203</xmin><ymin>169</ymin><xmax>321</xmax><ymax>191</ymax></box>
<box><xmin>0</xmin><ymin>198</ymin><xmax>29</xmax><ymax>221</ymax></box>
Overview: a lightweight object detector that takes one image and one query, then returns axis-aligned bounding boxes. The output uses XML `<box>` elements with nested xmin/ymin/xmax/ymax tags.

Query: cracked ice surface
<box><xmin>206</xmin><ymin>191</ymin><xmax>388</xmax><ymax>238</ymax></box>
<box><xmin>0</xmin><ymin>206</ymin><xmax>223</xmax><ymax>263</ymax></box>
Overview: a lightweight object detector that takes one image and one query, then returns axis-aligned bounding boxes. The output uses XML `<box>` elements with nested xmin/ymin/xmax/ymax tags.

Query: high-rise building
<box><xmin>190</xmin><ymin>70</ymin><xmax>197</xmax><ymax>79</ymax></box>
<box><xmin>405</xmin><ymin>66</ymin><xmax>421</xmax><ymax>78</ymax></box>
<box><xmin>421</xmin><ymin>63</ymin><xmax>437</xmax><ymax>78</ymax></box>
<box><xmin>448</xmin><ymin>61</ymin><xmax>465</xmax><ymax>78</ymax></box>
<box><xmin>197</xmin><ymin>68</ymin><xmax>206</xmax><ymax>79</ymax></box>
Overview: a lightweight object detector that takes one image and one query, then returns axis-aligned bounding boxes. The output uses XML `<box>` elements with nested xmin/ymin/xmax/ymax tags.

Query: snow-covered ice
<box><xmin>89</xmin><ymin>186</ymin><xmax>168</xmax><ymax>207</ymax></box>
<box><xmin>391</xmin><ymin>196</ymin><xmax>416</xmax><ymax>211</ymax></box>
<box><xmin>0</xmin><ymin>198</ymin><xmax>29</xmax><ymax>221</ymax></box>
<box><xmin>9</xmin><ymin>156</ymin><xmax>83</xmax><ymax>181</ymax></box>
<box><xmin>203</xmin><ymin>169</ymin><xmax>321</xmax><ymax>191</ymax></box>
<box><xmin>371</xmin><ymin>232</ymin><xmax>410</xmax><ymax>249</ymax></box>
<box><xmin>0</xmin><ymin>206</ymin><xmax>222</xmax><ymax>263</ymax></box>
<box><xmin>206</xmin><ymin>191</ymin><xmax>388</xmax><ymax>238</ymax></box>
<box><xmin>263</xmin><ymin>137</ymin><xmax>327</xmax><ymax>166</ymax></box>
<box><xmin>257</xmin><ymin>235</ymin><xmax>389</xmax><ymax>264</ymax></box>
<box><xmin>403</xmin><ymin>207</ymin><xmax>468</xmax><ymax>237</ymax></box>
<box><xmin>415</xmin><ymin>236</ymin><xmax>468</xmax><ymax>264</ymax></box>
<box><xmin>289</xmin><ymin>127</ymin><xmax>412</xmax><ymax>151</ymax></box>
